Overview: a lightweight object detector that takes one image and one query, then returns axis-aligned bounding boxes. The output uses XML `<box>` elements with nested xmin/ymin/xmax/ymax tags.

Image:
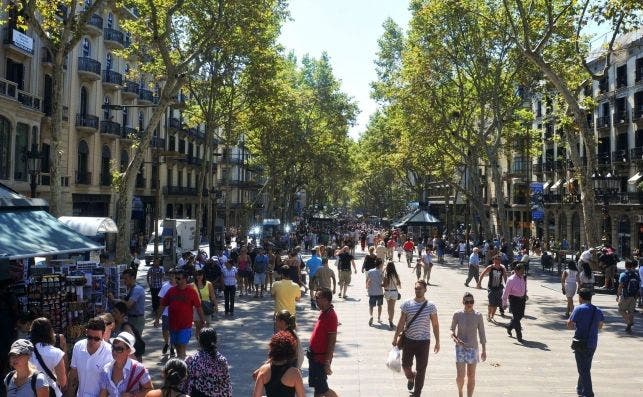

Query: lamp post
<box><xmin>26</xmin><ymin>144</ymin><xmax>42</xmax><ymax>198</ymax></box>
<box><xmin>592</xmin><ymin>170</ymin><xmax>619</xmax><ymax>240</ymax></box>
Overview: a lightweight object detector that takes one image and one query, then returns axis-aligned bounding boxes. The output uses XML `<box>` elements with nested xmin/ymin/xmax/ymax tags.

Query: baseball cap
<box><xmin>10</xmin><ymin>339</ymin><xmax>34</xmax><ymax>356</ymax></box>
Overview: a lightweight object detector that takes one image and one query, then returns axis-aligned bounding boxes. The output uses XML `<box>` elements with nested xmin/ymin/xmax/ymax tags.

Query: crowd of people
<box><xmin>4</xmin><ymin>221</ymin><xmax>642</xmax><ymax>397</ymax></box>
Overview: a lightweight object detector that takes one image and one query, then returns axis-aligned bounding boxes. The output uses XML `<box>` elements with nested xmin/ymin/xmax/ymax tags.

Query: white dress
<box><xmin>564</xmin><ymin>269</ymin><xmax>578</xmax><ymax>298</ymax></box>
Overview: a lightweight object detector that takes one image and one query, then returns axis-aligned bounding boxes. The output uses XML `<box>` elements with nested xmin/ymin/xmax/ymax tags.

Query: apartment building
<box><xmin>530</xmin><ymin>30</ymin><xmax>643</xmax><ymax>255</ymax></box>
<box><xmin>0</xmin><ymin>2</ymin><xmax>262</xmax><ymax>244</ymax></box>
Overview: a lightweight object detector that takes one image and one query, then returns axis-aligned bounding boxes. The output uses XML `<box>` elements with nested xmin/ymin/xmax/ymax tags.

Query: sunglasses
<box><xmin>464</xmin><ymin>300</ymin><xmax>474</xmax><ymax>304</ymax></box>
<box><xmin>86</xmin><ymin>335</ymin><xmax>102</xmax><ymax>342</ymax></box>
<box><xmin>112</xmin><ymin>345</ymin><xmax>126</xmax><ymax>353</ymax></box>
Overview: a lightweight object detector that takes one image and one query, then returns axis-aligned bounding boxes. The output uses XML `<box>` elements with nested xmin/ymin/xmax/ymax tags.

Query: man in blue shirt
<box><xmin>567</xmin><ymin>288</ymin><xmax>604</xmax><ymax>397</ymax></box>
<box><xmin>253</xmin><ymin>247</ymin><xmax>269</xmax><ymax>298</ymax></box>
<box><xmin>306</xmin><ymin>247</ymin><xmax>323</xmax><ymax>309</ymax></box>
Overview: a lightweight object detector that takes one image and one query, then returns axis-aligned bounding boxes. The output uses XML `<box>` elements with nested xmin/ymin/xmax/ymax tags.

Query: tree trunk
<box><xmin>194</xmin><ymin>121</ymin><xmax>213</xmax><ymax>251</ymax></box>
<box><xmin>489</xmin><ymin>155</ymin><xmax>510</xmax><ymax>239</ymax></box>
<box><xmin>48</xmin><ymin>60</ymin><xmax>65</xmax><ymax>216</ymax></box>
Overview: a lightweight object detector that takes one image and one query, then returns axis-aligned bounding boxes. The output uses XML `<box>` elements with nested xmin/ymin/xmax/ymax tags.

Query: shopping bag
<box><xmin>385</xmin><ymin>346</ymin><xmax>402</xmax><ymax>372</ymax></box>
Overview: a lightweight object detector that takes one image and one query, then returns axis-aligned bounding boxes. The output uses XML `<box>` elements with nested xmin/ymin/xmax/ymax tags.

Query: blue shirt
<box><xmin>307</xmin><ymin>255</ymin><xmax>322</xmax><ymax>278</ymax></box>
<box><xmin>253</xmin><ymin>254</ymin><xmax>269</xmax><ymax>273</ymax></box>
<box><xmin>570</xmin><ymin>303</ymin><xmax>604</xmax><ymax>350</ymax></box>
<box><xmin>126</xmin><ymin>284</ymin><xmax>146</xmax><ymax>316</ymax></box>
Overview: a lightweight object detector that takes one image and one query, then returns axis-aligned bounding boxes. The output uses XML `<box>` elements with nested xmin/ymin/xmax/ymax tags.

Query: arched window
<box><xmin>101</xmin><ymin>145</ymin><xmax>111</xmax><ymax>185</ymax></box>
<box><xmin>80</xmin><ymin>87</ymin><xmax>89</xmax><ymax>115</ymax></box>
<box><xmin>77</xmin><ymin>140</ymin><xmax>90</xmax><ymax>183</ymax></box>
<box><xmin>107</xmin><ymin>12</ymin><xmax>114</xmax><ymax>29</ymax></box>
<box><xmin>31</xmin><ymin>126</ymin><xmax>38</xmax><ymax>148</ymax></box>
<box><xmin>103</xmin><ymin>96</ymin><xmax>111</xmax><ymax>120</ymax></box>
<box><xmin>0</xmin><ymin>116</ymin><xmax>10</xmax><ymax>179</ymax></box>
<box><xmin>120</xmin><ymin>149</ymin><xmax>129</xmax><ymax>172</ymax></box>
<box><xmin>122</xmin><ymin>106</ymin><xmax>129</xmax><ymax>127</ymax></box>
<box><xmin>105</xmin><ymin>53</ymin><xmax>112</xmax><ymax>70</ymax></box>
<box><xmin>14</xmin><ymin>123</ymin><xmax>29</xmax><ymax>181</ymax></box>
<box><xmin>138</xmin><ymin>111</ymin><xmax>144</xmax><ymax>131</ymax></box>
<box><xmin>82</xmin><ymin>38</ymin><xmax>91</xmax><ymax>57</ymax></box>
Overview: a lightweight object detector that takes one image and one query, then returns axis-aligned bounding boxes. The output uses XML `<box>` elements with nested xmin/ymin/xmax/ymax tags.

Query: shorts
<box><xmin>170</xmin><ymin>328</ymin><xmax>192</xmax><ymax>345</ymax></box>
<box><xmin>339</xmin><ymin>270</ymin><xmax>351</xmax><ymax>286</ymax></box>
<box><xmin>161</xmin><ymin>315</ymin><xmax>169</xmax><ymax>331</ymax></box>
<box><xmin>455</xmin><ymin>345</ymin><xmax>479</xmax><ymax>364</ymax></box>
<box><xmin>384</xmin><ymin>289</ymin><xmax>398</xmax><ymax>300</ymax></box>
<box><xmin>618</xmin><ymin>296</ymin><xmax>636</xmax><ymax>314</ymax></box>
<box><xmin>239</xmin><ymin>269</ymin><xmax>253</xmax><ymax>280</ymax></box>
<box><xmin>488</xmin><ymin>288</ymin><xmax>503</xmax><ymax>307</ymax></box>
<box><xmin>254</xmin><ymin>272</ymin><xmax>266</xmax><ymax>285</ymax></box>
<box><xmin>307</xmin><ymin>357</ymin><xmax>329</xmax><ymax>394</ymax></box>
<box><xmin>368</xmin><ymin>295</ymin><xmax>384</xmax><ymax>307</ymax></box>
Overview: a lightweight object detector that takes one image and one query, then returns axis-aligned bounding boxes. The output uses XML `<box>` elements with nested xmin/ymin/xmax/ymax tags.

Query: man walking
<box><xmin>336</xmin><ymin>246</ymin><xmax>356</xmax><ymax>299</ymax></box>
<box><xmin>465</xmin><ymin>247</ymin><xmax>480</xmax><ymax>287</ymax></box>
<box><xmin>154</xmin><ymin>269</ymin><xmax>206</xmax><ymax>359</ymax></box>
<box><xmin>421</xmin><ymin>247</ymin><xmax>433</xmax><ymax>285</ymax></box>
<box><xmin>366</xmin><ymin>259</ymin><xmax>385</xmax><ymax>326</ymax></box>
<box><xmin>403</xmin><ymin>238</ymin><xmax>415</xmax><ymax>268</ymax></box>
<box><xmin>253</xmin><ymin>247</ymin><xmax>269</xmax><ymax>298</ymax></box>
<box><xmin>147</xmin><ymin>257</ymin><xmax>165</xmax><ymax>316</ymax></box>
<box><xmin>308</xmin><ymin>288</ymin><xmax>339</xmax><ymax>397</ymax></box>
<box><xmin>306</xmin><ymin>247</ymin><xmax>323</xmax><ymax>309</ymax></box>
<box><xmin>109</xmin><ymin>269</ymin><xmax>146</xmax><ymax>333</ymax></box>
<box><xmin>616</xmin><ymin>259</ymin><xmax>641</xmax><ymax>333</ymax></box>
<box><xmin>567</xmin><ymin>288</ymin><xmax>604</xmax><ymax>397</ymax></box>
<box><xmin>272</xmin><ymin>266</ymin><xmax>302</xmax><ymax>321</ymax></box>
<box><xmin>503</xmin><ymin>263</ymin><xmax>528</xmax><ymax>342</ymax></box>
<box><xmin>477</xmin><ymin>255</ymin><xmax>507</xmax><ymax>322</ymax></box>
<box><xmin>157</xmin><ymin>268</ymin><xmax>176</xmax><ymax>356</ymax></box>
<box><xmin>313</xmin><ymin>258</ymin><xmax>337</xmax><ymax>296</ymax></box>
<box><xmin>392</xmin><ymin>280</ymin><xmax>440</xmax><ymax>397</ymax></box>
<box><xmin>67</xmin><ymin>317</ymin><xmax>112</xmax><ymax>397</ymax></box>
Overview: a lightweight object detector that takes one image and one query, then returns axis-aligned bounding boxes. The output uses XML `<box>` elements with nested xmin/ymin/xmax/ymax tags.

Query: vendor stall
<box><xmin>391</xmin><ymin>206</ymin><xmax>442</xmax><ymax>238</ymax></box>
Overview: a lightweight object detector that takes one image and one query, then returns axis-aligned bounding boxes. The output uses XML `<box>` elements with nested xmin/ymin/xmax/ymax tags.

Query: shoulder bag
<box><xmin>571</xmin><ymin>305</ymin><xmax>596</xmax><ymax>353</ymax></box>
<box><xmin>197</xmin><ymin>283</ymin><xmax>214</xmax><ymax>315</ymax></box>
<box><xmin>33</xmin><ymin>346</ymin><xmax>57</xmax><ymax>397</ymax></box>
<box><xmin>397</xmin><ymin>300</ymin><xmax>428</xmax><ymax>350</ymax></box>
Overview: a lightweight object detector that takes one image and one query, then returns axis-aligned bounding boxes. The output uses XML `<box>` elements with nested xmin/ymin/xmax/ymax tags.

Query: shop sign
<box><xmin>530</xmin><ymin>182</ymin><xmax>544</xmax><ymax>220</ymax></box>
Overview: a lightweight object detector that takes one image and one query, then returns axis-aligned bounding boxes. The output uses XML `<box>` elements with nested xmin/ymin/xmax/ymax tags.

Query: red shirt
<box><xmin>309</xmin><ymin>306</ymin><xmax>338</xmax><ymax>363</ymax></box>
<box><xmin>160</xmin><ymin>285</ymin><xmax>200</xmax><ymax>331</ymax></box>
<box><xmin>403</xmin><ymin>241</ymin><xmax>414</xmax><ymax>251</ymax></box>
<box><xmin>386</xmin><ymin>239</ymin><xmax>397</xmax><ymax>249</ymax></box>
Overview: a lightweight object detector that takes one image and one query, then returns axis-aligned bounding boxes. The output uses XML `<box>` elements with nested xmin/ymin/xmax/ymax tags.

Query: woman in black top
<box><xmin>252</xmin><ymin>331</ymin><xmax>304</xmax><ymax>397</ymax></box>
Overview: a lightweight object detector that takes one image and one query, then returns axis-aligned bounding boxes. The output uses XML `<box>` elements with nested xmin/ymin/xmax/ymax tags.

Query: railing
<box><xmin>543</xmin><ymin>193</ymin><xmax>561</xmax><ymax>204</ymax></box>
<box><xmin>612</xmin><ymin>149</ymin><xmax>629</xmax><ymax>163</ymax></box>
<box><xmin>87</xmin><ymin>14</ymin><xmax>103</xmax><ymax>30</ymax></box>
<box><xmin>138</xmin><ymin>89</ymin><xmax>154</xmax><ymax>102</ymax></box>
<box><xmin>103</xmin><ymin>28</ymin><xmax>125</xmax><ymax>46</ymax></box>
<box><xmin>102</xmin><ymin>70</ymin><xmax>123</xmax><ymax>85</ymax></box>
<box><xmin>164</xmin><ymin>186</ymin><xmax>198</xmax><ymax>196</ymax></box>
<box><xmin>634</xmin><ymin>108</ymin><xmax>643</xmax><ymax>120</ymax></box>
<box><xmin>596</xmin><ymin>115</ymin><xmax>610</xmax><ymax>128</ymax></box>
<box><xmin>135</xmin><ymin>175</ymin><xmax>146</xmax><ymax>188</ymax></box>
<box><xmin>562</xmin><ymin>193</ymin><xmax>581</xmax><ymax>204</ymax></box>
<box><xmin>76</xmin><ymin>114</ymin><xmax>99</xmax><ymax>129</ymax></box>
<box><xmin>613</xmin><ymin>110</ymin><xmax>628</xmax><ymax>124</ymax></box>
<box><xmin>75</xmin><ymin>171</ymin><xmax>92</xmax><ymax>185</ymax></box>
<box><xmin>630</xmin><ymin>147</ymin><xmax>643</xmax><ymax>161</ymax></box>
<box><xmin>151</xmin><ymin>137</ymin><xmax>165</xmax><ymax>148</ymax></box>
<box><xmin>169</xmin><ymin>117</ymin><xmax>183</xmax><ymax>130</ymax></box>
<box><xmin>100</xmin><ymin>173</ymin><xmax>112</xmax><ymax>186</ymax></box>
<box><xmin>2</xmin><ymin>27</ymin><xmax>34</xmax><ymax>54</ymax></box>
<box><xmin>123</xmin><ymin>80</ymin><xmax>140</xmax><ymax>95</ymax></box>
<box><xmin>78</xmin><ymin>57</ymin><xmax>101</xmax><ymax>75</ymax></box>
<box><xmin>555</xmin><ymin>159</ymin><xmax>566</xmax><ymax>171</ymax></box>
<box><xmin>0</xmin><ymin>78</ymin><xmax>42</xmax><ymax>111</ymax></box>
<box><xmin>121</xmin><ymin>126</ymin><xmax>138</xmax><ymax>139</ymax></box>
<box><xmin>543</xmin><ymin>160</ymin><xmax>555</xmax><ymax>172</ymax></box>
<box><xmin>100</xmin><ymin>120</ymin><xmax>121</xmax><ymax>135</ymax></box>
<box><xmin>597</xmin><ymin>152</ymin><xmax>611</xmax><ymax>164</ymax></box>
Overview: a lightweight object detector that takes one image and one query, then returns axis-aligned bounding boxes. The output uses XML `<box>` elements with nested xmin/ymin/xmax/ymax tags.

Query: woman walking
<box><xmin>29</xmin><ymin>317</ymin><xmax>67</xmax><ymax>397</ymax></box>
<box><xmin>561</xmin><ymin>260</ymin><xmax>579</xmax><ymax>317</ymax></box>
<box><xmin>98</xmin><ymin>332</ymin><xmax>153</xmax><ymax>396</ymax></box>
<box><xmin>221</xmin><ymin>260</ymin><xmax>238</xmax><ymax>317</ymax></box>
<box><xmin>6</xmin><ymin>339</ymin><xmax>50</xmax><ymax>397</ymax></box>
<box><xmin>251</xmin><ymin>331</ymin><xmax>305</xmax><ymax>397</ymax></box>
<box><xmin>144</xmin><ymin>358</ymin><xmax>188</xmax><ymax>397</ymax></box>
<box><xmin>192</xmin><ymin>269</ymin><xmax>218</xmax><ymax>336</ymax></box>
<box><xmin>382</xmin><ymin>261</ymin><xmax>402</xmax><ymax>330</ymax></box>
<box><xmin>450</xmin><ymin>292</ymin><xmax>486</xmax><ymax>397</ymax></box>
<box><xmin>183</xmin><ymin>328</ymin><xmax>232</xmax><ymax>397</ymax></box>
<box><xmin>577</xmin><ymin>261</ymin><xmax>595</xmax><ymax>300</ymax></box>
<box><xmin>237</xmin><ymin>247</ymin><xmax>252</xmax><ymax>296</ymax></box>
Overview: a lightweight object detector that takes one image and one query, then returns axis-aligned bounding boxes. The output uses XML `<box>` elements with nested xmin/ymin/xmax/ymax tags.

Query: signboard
<box><xmin>11</xmin><ymin>29</ymin><xmax>34</xmax><ymax>53</ymax></box>
<box><xmin>530</xmin><ymin>182</ymin><xmax>544</xmax><ymax>221</ymax></box>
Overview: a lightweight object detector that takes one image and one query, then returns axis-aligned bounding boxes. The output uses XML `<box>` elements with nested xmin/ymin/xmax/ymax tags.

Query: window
<box><xmin>80</xmin><ymin>87</ymin><xmax>89</xmax><ymax>115</ymax></box>
<box><xmin>138</xmin><ymin>111</ymin><xmax>144</xmax><ymax>131</ymax></box>
<box><xmin>120</xmin><ymin>149</ymin><xmax>129</xmax><ymax>172</ymax></box>
<box><xmin>40</xmin><ymin>143</ymin><xmax>50</xmax><ymax>173</ymax></box>
<box><xmin>106</xmin><ymin>53</ymin><xmax>112</xmax><ymax>70</ymax></box>
<box><xmin>167</xmin><ymin>167</ymin><xmax>173</xmax><ymax>186</ymax></box>
<box><xmin>14</xmin><ymin>123</ymin><xmax>28</xmax><ymax>181</ymax></box>
<box><xmin>77</xmin><ymin>140</ymin><xmax>90</xmax><ymax>178</ymax></box>
<box><xmin>101</xmin><ymin>145</ymin><xmax>111</xmax><ymax>185</ymax></box>
<box><xmin>107</xmin><ymin>12</ymin><xmax>114</xmax><ymax>29</ymax></box>
<box><xmin>616</xmin><ymin>64</ymin><xmax>627</xmax><ymax>88</ymax></box>
<box><xmin>31</xmin><ymin>126</ymin><xmax>38</xmax><ymax>148</ymax></box>
<box><xmin>103</xmin><ymin>96</ymin><xmax>111</xmax><ymax>120</ymax></box>
<box><xmin>82</xmin><ymin>38</ymin><xmax>91</xmax><ymax>57</ymax></box>
<box><xmin>6</xmin><ymin>58</ymin><xmax>25</xmax><ymax>90</ymax></box>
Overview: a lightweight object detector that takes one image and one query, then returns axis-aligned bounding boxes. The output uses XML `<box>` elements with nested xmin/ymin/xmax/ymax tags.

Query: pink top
<box><xmin>502</xmin><ymin>274</ymin><xmax>527</xmax><ymax>307</ymax></box>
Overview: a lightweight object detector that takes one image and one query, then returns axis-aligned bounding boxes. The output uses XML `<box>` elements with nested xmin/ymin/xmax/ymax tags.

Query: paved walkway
<box><xmin>136</xmin><ymin>252</ymin><xmax>643</xmax><ymax>396</ymax></box>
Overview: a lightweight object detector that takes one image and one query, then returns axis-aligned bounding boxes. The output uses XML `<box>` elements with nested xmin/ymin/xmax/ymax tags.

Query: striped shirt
<box><xmin>401</xmin><ymin>299</ymin><xmax>437</xmax><ymax>340</ymax></box>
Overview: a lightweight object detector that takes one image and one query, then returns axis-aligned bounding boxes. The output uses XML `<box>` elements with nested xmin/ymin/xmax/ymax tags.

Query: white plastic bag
<box><xmin>385</xmin><ymin>346</ymin><xmax>402</xmax><ymax>372</ymax></box>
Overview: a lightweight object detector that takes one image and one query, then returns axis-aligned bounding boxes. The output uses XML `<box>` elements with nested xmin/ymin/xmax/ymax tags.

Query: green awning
<box><xmin>0</xmin><ymin>209</ymin><xmax>104</xmax><ymax>259</ymax></box>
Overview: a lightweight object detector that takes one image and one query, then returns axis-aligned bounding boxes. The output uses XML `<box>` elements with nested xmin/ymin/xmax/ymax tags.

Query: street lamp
<box><xmin>592</xmin><ymin>170</ymin><xmax>619</xmax><ymax>240</ymax></box>
<box><xmin>26</xmin><ymin>144</ymin><xmax>43</xmax><ymax>198</ymax></box>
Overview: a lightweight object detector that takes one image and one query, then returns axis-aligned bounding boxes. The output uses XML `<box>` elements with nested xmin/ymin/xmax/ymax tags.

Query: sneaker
<box><xmin>389</xmin><ymin>321</ymin><xmax>394</xmax><ymax>330</ymax></box>
<box><xmin>407</xmin><ymin>372</ymin><xmax>416</xmax><ymax>391</ymax></box>
<box><xmin>162</xmin><ymin>343</ymin><xmax>169</xmax><ymax>355</ymax></box>
<box><xmin>506</xmin><ymin>326</ymin><xmax>512</xmax><ymax>336</ymax></box>
<box><xmin>626</xmin><ymin>323</ymin><xmax>633</xmax><ymax>333</ymax></box>
<box><xmin>368</xmin><ymin>317</ymin><xmax>373</xmax><ymax>326</ymax></box>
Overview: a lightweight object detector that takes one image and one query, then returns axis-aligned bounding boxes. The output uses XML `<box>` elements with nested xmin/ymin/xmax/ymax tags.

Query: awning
<box><xmin>550</xmin><ymin>179</ymin><xmax>565</xmax><ymax>191</ymax></box>
<box><xmin>628</xmin><ymin>172</ymin><xmax>643</xmax><ymax>184</ymax></box>
<box><xmin>58</xmin><ymin>216</ymin><xmax>119</xmax><ymax>236</ymax></box>
<box><xmin>0</xmin><ymin>210</ymin><xmax>104</xmax><ymax>259</ymax></box>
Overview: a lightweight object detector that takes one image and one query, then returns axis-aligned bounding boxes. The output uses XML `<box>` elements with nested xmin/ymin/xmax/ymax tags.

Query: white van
<box><xmin>145</xmin><ymin>219</ymin><xmax>196</xmax><ymax>261</ymax></box>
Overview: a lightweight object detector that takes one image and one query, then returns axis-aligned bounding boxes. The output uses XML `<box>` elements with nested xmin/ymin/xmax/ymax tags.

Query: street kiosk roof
<box><xmin>58</xmin><ymin>216</ymin><xmax>119</xmax><ymax>236</ymax></box>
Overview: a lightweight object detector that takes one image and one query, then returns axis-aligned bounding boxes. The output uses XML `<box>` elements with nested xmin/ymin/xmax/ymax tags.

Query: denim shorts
<box><xmin>307</xmin><ymin>356</ymin><xmax>329</xmax><ymax>394</ymax></box>
<box><xmin>369</xmin><ymin>295</ymin><xmax>384</xmax><ymax>307</ymax></box>
<box><xmin>170</xmin><ymin>328</ymin><xmax>192</xmax><ymax>345</ymax></box>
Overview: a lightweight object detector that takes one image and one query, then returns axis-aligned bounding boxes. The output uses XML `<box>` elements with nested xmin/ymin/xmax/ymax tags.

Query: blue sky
<box><xmin>279</xmin><ymin>0</ymin><xmax>411</xmax><ymax>140</ymax></box>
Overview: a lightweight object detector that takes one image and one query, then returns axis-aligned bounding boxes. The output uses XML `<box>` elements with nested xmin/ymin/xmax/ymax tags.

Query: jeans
<box><xmin>150</xmin><ymin>287</ymin><xmax>161</xmax><ymax>314</ymax></box>
<box><xmin>401</xmin><ymin>338</ymin><xmax>430</xmax><ymax>395</ymax></box>
<box><xmin>459</xmin><ymin>252</ymin><xmax>466</xmax><ymax>265</ymax></box>
<box><xmin>224</xmin><ymin>285</ymin><xmax>236</xmax><ymax>314</ymax></box>
<box><xmin>508</xmin><ymin>295</ymin><xmax>526</xmax><ymax>338</ymax></box>
<box><xmin>465</xmin><ymin>265</ymin><xmax>479</xmax><ymax>285</ymax></box>
<box><xmin>575</xmin><ymin>348</ymin><xmax>596</xmax><ymax>397</ymax></box>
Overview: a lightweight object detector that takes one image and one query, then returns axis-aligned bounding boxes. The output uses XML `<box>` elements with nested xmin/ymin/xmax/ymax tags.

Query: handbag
<box><xmin>397</xmin><ymin>300</ymin><xmax>427</xmax><ymax>350</ymax></box>
<box><xmin>571</xmin><ymin>305</ymin><xmax>596</xmax><ymax>353</ymax></box>
<box><xmin>197</xmin><ymin>283</ymin><xmax>215</xmax><ymax>315</ymax></box>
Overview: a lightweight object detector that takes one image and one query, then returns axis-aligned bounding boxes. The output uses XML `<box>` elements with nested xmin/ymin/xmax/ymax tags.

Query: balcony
<box><xmin>221</xmin><ymin>153</ymin><xmax>244</xmax><ymax>165</ymax></box>
<box><xmin>75</xmin><ymin>114</ymin><xmax>99</xmax><ymax>133</ymax></box>
<box><xmin>100</xmin><ymin>120</ymin><xmax>121</xmax><ymax>138</ymax></box>
<box><xmin>562</xmin><ymin>193</ymin><xmax>581</xmax><ymax>204</ymax></box>
<box><xmin>631</xmin><ymin>147</ymin><xmax>643</xmax><ymax>162</ymax></box>
<box><xmin>120</xmin><ymin>126</ymin><xmax>139</xmax><ymax>140</ymax></box>
<box><xmin>597</xmin><ymin>152</ymin><xmax>611</xmax><ymax>165</ymax></box>
<box><xmin>85</xmin><ymin>14</ymin><xmax>103</xmax><ymax>36</ymax></box>
<box><xmin>554</xmin><ymin>159</ymin><xmax>566</xmax><ymax>171</ymax></box>
<box><xmin>0</xmin><ymin>78</ymin><xmax>42</xmax><ymax>112</ymax></box>
<box><xmin>100</xmin><ymin>173</ymin><xmax>112</xmax><ymax>186</ymax></box>
<box><xmin>151</xmin><ymin>136</ymin><xmax>165</xmax><ymax>149</ymax></box>
<box><xmin>596</xmin><ymin>115</ymin><xmax>610</xmax><ymax>130</ymax></box>
<box><xmin>103</xmin><ymin>28</ymin><xmax>125</xmax><ymax>50</ymax></box>
<box><xmin>168</xmin><ymin>117</ymin><xmax>183</xmax><ymax>131</ymax></box>
<box><xmin>138</xmin><ymin>89</ymin><xmax>154</xmax><ymax>103</ymax></box>
<box><xmin>164</xmin><ymin>186</ymin><xmax>198</xmax><ymax>196</ymax></box>
<box><xmin>3</xmin><ymin>27</ymin><xmax>34</xmax><ymax>57</ymax></box>
<box><xmin>102</xmin><ymin>69</ymin><xmax>123</xmax><ymax>89</ymax></box>
<box><xmin>543</xmin><ymin>160</ymin><xmax>555</xmax><ymax>172</ymax></box>
<box><xmin>77</xmin><ymin>57</ymin><xmax>101</xmax><ymax>81</ymax></box>
<box><xmin>612</xmin><ymin>149</ymin><xmax>629</xmax><ymax>164</ymax></box>
<box><xmin>135</xmin><ymin>175</ymin><xmax>146</xmax><ymax>189</ymax></box>
<box><xmin>173</xmin><ymin>93</ymin><xmax>187</xmax><ymax>108</ymax></box>
<box><xmin>75</xmin><ymin>171</ymin><xmax>92</xmax><ymax>185</ymax></box>
<box><xmin>122</xmin><ymin>81</ymin><xmax>140</xmax><ymax>99</ymax></box>
<box><xmin>613</xmin><ymin>110</ymin><xmax>629</xmax><ymax>125</ymax></box>
<box><xmin>543</xmin><ymin>193</ymin><xmax>561</xmax><ymax>204</ymax></box>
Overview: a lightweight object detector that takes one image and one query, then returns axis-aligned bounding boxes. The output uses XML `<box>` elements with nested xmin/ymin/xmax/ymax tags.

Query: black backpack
<box><xmin>623</xmin><ymin>270</ymin><xmax>641</xmax><ymax>298</ymax></box>
<box><xmin>123</xmin><ymin>321</ymin><xmax>147</xmax><ymax>355</ymax></box>
<box><xmin>4</xmin><ymin>371</ymin><xmax>55</xmax><ymax>397</ymax></box>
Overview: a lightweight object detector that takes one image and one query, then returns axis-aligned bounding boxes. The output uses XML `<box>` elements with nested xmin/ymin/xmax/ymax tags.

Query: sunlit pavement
<box><xmin>136</xmin><ymin>250</ymin><xmax>643</xmax><ymax>396</ymax></box>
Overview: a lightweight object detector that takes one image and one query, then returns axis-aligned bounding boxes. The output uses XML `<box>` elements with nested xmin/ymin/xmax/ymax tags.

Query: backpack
<box><xmin>623</xmin><ymin>271</ymin><xmax>641</xmax><ymax>298</ymax></box>
<box><xmin>4</xmin><ymin>371</ymin><xmax>55</xmax><ymax>397</ymax></box>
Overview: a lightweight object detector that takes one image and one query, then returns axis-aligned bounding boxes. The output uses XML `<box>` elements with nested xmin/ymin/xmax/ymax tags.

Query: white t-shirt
<box><xmin>70</xmin><ymin>339</ymin><xmax>113</xmax><ymax>397</ymax></box>
<box><xmin>401</xmin><ymin>299</ymin><xmax>437</xmax><ymax>340</ymax></box>
<box><xmin>421</xmin><ymin>253</ymin><xmax>433</xmax><ymax>266</ymax></box>
<box><xmin>30</xmin><ymin>343</ymin><xmax>64</xmax><ymax>397</ymax></box>
<box><xmin>458</xmin><ymin>243</ymin><xmax>466</xmax><ymax>253</ymax></box>
<box><xmin>158</xmin><ymin>281</ymin><xmax>174</xmax><ymax>316</ymax></box>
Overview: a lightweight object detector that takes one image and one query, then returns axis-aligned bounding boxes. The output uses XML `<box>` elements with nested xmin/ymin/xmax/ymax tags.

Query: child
<box><xmin>396</xmin><ymin>244</ymin><xmax>403</xmax><ymax>262</ymax></box>
<box><xmin>414</xmin><ymin>258</ymin><xmax>422</xmax><ymax>280</ymax></box>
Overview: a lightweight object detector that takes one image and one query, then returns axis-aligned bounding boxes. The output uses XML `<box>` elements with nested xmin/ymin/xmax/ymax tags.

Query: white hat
<box><xmin>111</xmin><ymin>331</ymin><xmax>136</xmax><ymax>354</ymax></box>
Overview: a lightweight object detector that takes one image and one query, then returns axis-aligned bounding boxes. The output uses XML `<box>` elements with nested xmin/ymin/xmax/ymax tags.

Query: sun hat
<box><xmin>111</xmin><ymin>331</ymin><xmax>136</xmax><ymax>354</ymax></box>
<box><xmin>10</xmin><ymin>339</ymin><xmax>34</xmax><ymax>356</ymax></box>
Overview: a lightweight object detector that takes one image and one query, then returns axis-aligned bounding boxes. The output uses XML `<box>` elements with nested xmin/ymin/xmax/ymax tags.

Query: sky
<box><xmin>278</xmin><ymin>0</ymin><xmax>411</xmax><ymax>140</ymax></box>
